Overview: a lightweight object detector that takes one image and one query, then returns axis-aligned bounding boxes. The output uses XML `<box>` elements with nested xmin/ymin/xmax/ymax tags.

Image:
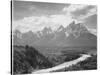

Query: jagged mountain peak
<box><xmin>58</xmin><ymin>25</ymin><xmax>64</xmax><ymax>29</ymax></box>
<box><xmin>24</xmin><ymin>30</ymin><xmax>34</xmax><ymax>34</ymax></box>
<box><xmin>65</xmin><ymin>21</ymin><xmax>90</xmax><ymax>38</ymax></box>
<box><xmin>13</xmin><ymin>29</ymin><xmax>21</xmax><ymax>34</ymax></box>
<box><xmin>42</xmin><ymin>27</ymin><xmax>53</xmax><ymax>34</ymax></box>
<box><xmin>13</xmin><ymin>29</ymin><xmax>22</xmax><ymax>39</ymax></box>
<box><xmin>57</xmin><ymin>25</ymin><xmax>65</xmax><ymax>32</ymax></box>
<box><xmin>13</xmin><ymin>20</ymin><xmax>97</xmax><ymax>47</ymax></box>
<box><xmin>76</xmin><ymin>23</ymin><xmax>89</xmax><ymax>32</ymax></box>
<box><xmin>70</xmin><ymin>21</ymin><xmax>75</xmax><ymax>25</ymax></box>
<box><xmin>66</xmin><ymin>21</ymin><xmax>89</xmax><ymax>33</ymax></box>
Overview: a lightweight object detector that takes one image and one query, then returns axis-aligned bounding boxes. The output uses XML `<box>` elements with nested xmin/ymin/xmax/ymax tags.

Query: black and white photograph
<box><xmin>12</xmin><ymin>0</ymin><xmax>97</xmax><ymax>74</ymax></box>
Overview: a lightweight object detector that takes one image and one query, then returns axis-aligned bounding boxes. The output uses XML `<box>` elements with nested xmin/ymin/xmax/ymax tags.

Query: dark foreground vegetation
<box><xmin>13</xmin><ymin>45</ymin><xmax>53</xmax><ymax>74</ymax></box>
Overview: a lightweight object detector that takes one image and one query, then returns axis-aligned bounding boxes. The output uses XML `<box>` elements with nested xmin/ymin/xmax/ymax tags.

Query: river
<box><xmin>32</xmin><ymin>54</ymin><xmax>91</xmax><ymax>74</ymax></box>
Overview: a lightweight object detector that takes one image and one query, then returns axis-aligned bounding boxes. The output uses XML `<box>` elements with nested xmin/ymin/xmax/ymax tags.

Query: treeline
<box><xmin>13</xmin><ymin>45</ymin><xmax>53</xmax><ymax>74</ymax></box>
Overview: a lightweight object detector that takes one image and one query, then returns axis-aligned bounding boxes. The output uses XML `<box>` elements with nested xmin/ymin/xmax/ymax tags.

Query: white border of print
<box><xmin>0</xmin><ymin>0</ymin><xmax>99</xmax><ymax>75</ymax></box>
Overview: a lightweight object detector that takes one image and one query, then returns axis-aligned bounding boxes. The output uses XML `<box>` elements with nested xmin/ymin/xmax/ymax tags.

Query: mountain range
<box><xmin>13</xmin><ymin>21</ymin><xmax>97</xmax><ymax>47</ymax></box>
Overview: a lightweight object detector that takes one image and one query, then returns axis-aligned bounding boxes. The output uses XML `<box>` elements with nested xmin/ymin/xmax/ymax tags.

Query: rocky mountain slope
<box><xmin>13</xmin><ymin>21</ymin><xmax>97</xmax><ymax>47</ymax></box>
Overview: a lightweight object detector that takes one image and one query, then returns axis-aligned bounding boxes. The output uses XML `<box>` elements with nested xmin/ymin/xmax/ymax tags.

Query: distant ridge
<box><xmin>13</xmin><ymin>21</ymin><xmax>97</xmax><ymax>47</ymax></box>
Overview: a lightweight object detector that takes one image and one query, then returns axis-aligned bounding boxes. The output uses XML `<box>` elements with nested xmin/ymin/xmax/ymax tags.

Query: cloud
<box><xmin>13</xmin><ymin>14</ymin><xmax>74</xmax><ymax>33</ymax></box>
<box><xmin>63</xmin><ymin>5</ymin><xmax>97</xmax><ymax>21</ymax></box>
<box><xmin>77</xmin><ymin>6</ymin><xmax>97</xmax><ymax>20</ymax></box>
<box><xmin>50</xmin><ymin>15</ymin><xmax>73</xmax><ymax>26</ymax></box>
<box><xmin>13</xmin><ymin>4</ymin><xmax>97</xmax><ymax>34</ymax></box>
<box><xmin>63</xmin><ymin>4</ymin><xmax>87</xmax><ymax>12</ymax></box>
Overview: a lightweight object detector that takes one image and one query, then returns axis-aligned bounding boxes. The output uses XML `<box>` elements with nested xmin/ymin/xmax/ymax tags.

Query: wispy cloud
<box><xmin>77</xmin><ymin>6</ymin><xmax>97</xmax><ymax>20</ymax></box>
<box><xmin>63</xmin><ymin>4</ymin><xmax>97</xmax><ymax>21</ymax></box>
<box><xmin>63</xmin><ymin>4</ymin><xmax>87</xmax><ymax>12</ymax></box>
<box><xmin>13</xmin><ymin>14</ymin><xmax>74</xmax><ymax>33</ymax></box>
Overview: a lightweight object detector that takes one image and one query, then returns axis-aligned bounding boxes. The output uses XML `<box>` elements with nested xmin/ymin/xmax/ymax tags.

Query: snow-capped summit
<box><xmin>42</xmin><ymin>27</ymin><xmax>52</xmax><ymax>34</ymax></box>
<box><xmin>13</xmin><ymin>21</ymin><xmax>97</xmax><ymax>47</ymax></box>
<box><xmin>57</xmin><ymin>25</ymin><xmax>65</xmax><ymax>32</ymax></box>
<box><xmin>66</xmin><ymin>21</ymin><xmax>89</xmax><ymax>38</ymax></box>
<box><xmin>13</xmin><ymin>30</ymin><xmax>22</xmax><ymax>39</ymax></box>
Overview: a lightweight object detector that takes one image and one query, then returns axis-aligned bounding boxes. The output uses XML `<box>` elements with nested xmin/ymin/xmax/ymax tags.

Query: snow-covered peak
<box><xmin>57</xmin><ymin>25</ymin><xmax>65</xmax><ymax>32</ymax></box>
<box><xmin>42</xmin><ymin>27</ymin><xmax>53</xmax><ymax>34</ymax></box>
<box><xmin>65</xmin><ymin>21</ymin><xmax>89</xmax><ymax>37</ymax></box>
<box><xmin>13</xmin><ymin>30</ymin><xmax>22</xmax><ymax>39</ymax></box>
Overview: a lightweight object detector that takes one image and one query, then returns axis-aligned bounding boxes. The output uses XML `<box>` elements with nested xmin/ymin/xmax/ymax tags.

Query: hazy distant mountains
<box><xmin>13</xmin><ymin>21</ymin><xmax>97</xmax><ymax>47</ymax></box>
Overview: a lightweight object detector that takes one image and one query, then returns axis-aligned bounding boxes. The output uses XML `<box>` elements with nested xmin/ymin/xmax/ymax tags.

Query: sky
<box><xmin>12</xmin><ymin>0</ymin><xmax>97</xmax><ymax>35</ymax></box>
